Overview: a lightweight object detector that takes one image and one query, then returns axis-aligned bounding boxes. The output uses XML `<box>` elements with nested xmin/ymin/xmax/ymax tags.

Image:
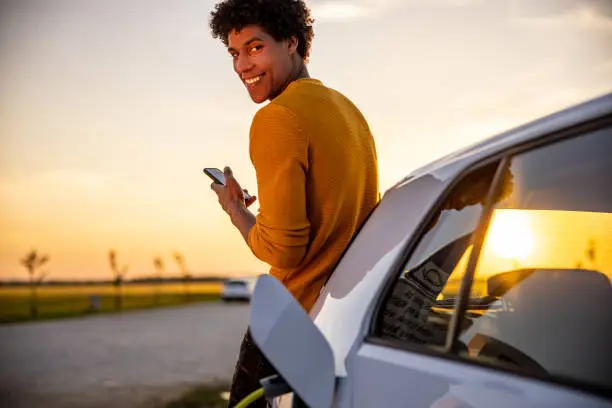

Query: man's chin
<box><xmin>249</xmin><ymin>93</ymin><xmax>268</xmax><ymax>104</ymax></box>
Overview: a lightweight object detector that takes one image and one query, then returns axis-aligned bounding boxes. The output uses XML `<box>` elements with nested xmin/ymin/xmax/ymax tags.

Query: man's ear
<box><xmin>288</xmin><ymin>36</ymin><xmax>299</xmax><ymax>55</ymax></box>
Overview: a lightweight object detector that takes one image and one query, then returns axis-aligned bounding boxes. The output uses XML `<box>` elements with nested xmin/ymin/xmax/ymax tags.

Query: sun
<box><xmin>485</xmin><ymin>210</ymin><xmax>534</xmax><ymax>261</ymax></box>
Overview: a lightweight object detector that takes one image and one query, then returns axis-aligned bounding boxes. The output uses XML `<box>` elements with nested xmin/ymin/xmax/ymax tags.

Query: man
<box><xmin>208</xmin><ymin>0</ymin><xmax>379</xmax><ymax>405</ymax></box>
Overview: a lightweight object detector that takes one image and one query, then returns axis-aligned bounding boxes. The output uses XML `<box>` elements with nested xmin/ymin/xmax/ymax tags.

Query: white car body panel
<box><xmin>351</xmin><ymin>344</ymin><xmax>611</xmax><ymax>408</ymax></box>
<box><xmin>309</xmin><ymin>174</ymin><xmax>451</xmax><ymax>376</ymax></box>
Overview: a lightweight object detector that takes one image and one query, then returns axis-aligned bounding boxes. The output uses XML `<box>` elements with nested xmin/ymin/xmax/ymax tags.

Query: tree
<box><xmin>20</xmin><ymin>249</ymin><xmax>49</xmax><ymax>317</ymax></box>
<box><xmin>173</xmin><ymin>251</ymin><xmax>192</xmax><ymax>301</ymax></box>
<box><xmin>153</xmin><ymin>257</ymin><xmax>165</xmax><ymax>305</ymax></box>
<box><xmin>109</xmin><ymin>250</ymin><xmax>129</xmax><ymax>310</ymax></box>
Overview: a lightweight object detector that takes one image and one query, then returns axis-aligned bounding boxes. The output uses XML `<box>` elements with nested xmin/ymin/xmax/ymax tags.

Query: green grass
<box><xmin>0</xmin><ymin>292</ymin><xmax>221</xmax><ymax>324</ymax></box>
<box><xmin>161</xmin><ymin>383</ymin><xmax>229</xmax><ymax>408</ymax></box>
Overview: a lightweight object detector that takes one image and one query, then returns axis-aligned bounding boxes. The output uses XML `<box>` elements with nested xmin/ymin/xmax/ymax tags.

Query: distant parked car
<box><xmin>248</xmin><ymin>93</ymin><xmax>612</xmax><ymax>408</ymax></box>
<box><xmin>221</xmin><ymin>277</ymin><xmax>256</xmax><ymax>302</ymax></box>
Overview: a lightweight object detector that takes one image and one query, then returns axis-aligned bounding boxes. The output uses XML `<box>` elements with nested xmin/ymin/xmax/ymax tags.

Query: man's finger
<box><xmin>224</xmin><ymin>167</ymin><xmax>242</xmax><ymax>191</ymax></box>
<box><xmin>224</xmin><ymin>167</ymin><xmax>235</xmax><ymax>185</ymax></box>
<box><xmin>211</xmin><ymin>182</ymin><xmax>224</xmax><ymax>194</ymax></box>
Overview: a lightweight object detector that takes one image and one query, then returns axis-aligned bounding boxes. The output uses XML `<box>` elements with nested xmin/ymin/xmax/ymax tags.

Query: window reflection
<box><xmin>477</xmin><ymin>209</ymin><xmax>612</xmax><ymax>281</ymax></box>
<box><xmin>458</xmin><ymin>129</ymin><xmax>612</xmax><ymax>390</ymax></box>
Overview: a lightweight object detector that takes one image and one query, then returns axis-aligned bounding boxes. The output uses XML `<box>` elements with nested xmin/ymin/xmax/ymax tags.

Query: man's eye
<box><xmin>250</xmin><ymin>45</ymin><xmax>263</xmax><ymax>53</ymax></box>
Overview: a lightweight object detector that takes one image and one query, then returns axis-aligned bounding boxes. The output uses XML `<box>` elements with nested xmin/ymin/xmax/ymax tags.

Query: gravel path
<box><xmin>0</xmin><ymin>302</ymin><xmax>249</xmax><ymax>407</ymax></box>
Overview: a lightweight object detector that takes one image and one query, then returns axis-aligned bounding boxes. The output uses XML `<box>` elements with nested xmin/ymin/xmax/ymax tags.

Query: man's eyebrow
<box><xmin>228</xmin><ymin>36</ymin><xmax>265</xmax><ymax>52</ymax></box>
<box><xmin>244</xmin><ymin>36</ymin><xmax>264</xmax><ymax>45</ymax></box>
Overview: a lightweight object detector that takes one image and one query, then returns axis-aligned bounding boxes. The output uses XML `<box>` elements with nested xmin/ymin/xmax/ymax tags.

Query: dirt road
<box><xmin>0</xmin><ymin>302</ymin><xmax>249</xmax><ymax>407</ymax></box>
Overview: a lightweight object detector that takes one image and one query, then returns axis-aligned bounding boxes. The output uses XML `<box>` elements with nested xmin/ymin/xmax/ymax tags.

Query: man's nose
<box><xmin>234</xmin><ymin>53</ymin><xmax>253</xmax><ymax>74</ymax></box>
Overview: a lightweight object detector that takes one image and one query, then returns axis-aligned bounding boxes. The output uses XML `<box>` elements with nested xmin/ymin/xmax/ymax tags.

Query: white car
<box><xmin>249</xmin><ymin>93</ymin><xmax>612</xmax><ymax>408</ymax></box>
<box><xmin>221</xmin><ymin>277</ymin><xmax>256</xmax><ymax>302</ymax></box>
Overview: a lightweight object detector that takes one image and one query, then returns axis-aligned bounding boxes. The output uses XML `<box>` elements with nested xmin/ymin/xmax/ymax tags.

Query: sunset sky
<box><xmin>1</xmin><ymin>0</ymin><xmax>611</xmax><ymax>280</ymax></box>
<box><xmin>478</xmin><ymin>209</ymin><xmax>612</xmax><ymax>280</ymax></box>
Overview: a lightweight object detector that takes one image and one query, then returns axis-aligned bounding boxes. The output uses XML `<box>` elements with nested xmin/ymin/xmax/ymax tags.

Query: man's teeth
<box><xmin>245</xmin><ymin>75</ymin><xmax>262</xmax><ymax>85</ymax></box>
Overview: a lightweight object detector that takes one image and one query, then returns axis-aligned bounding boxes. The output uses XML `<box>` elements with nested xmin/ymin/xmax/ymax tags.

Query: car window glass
<box><xmin>457</xmin><ymin>129</ymin><xmax>612</xmax><ymax>390</ymax></box>
<box><xmin>376</xmin><ymin>161</ymin><xmax>509</xmax><ymax>349</ymax></box>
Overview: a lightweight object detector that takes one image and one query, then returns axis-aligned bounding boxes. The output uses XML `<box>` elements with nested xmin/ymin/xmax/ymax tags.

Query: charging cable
<box><xmin>234</xmin><ymin>374</ymin><xmax>294</xmax><ymax>407</ymax></box>
<box><xmin>234</xmin><ymin>387</ymin><xmax>264</xmax><ymax>408</ymax></box>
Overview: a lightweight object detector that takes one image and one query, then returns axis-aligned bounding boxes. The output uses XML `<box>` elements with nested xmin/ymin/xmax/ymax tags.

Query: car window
<box><xmin>456</xmin><ymin>128</ymin><xmax>612</xmax><ymax>390</ymax></box>
<box><xmin>374</xmin><ymin>161</ymin><xmax>511</xmax><ymax>350</ymax></box>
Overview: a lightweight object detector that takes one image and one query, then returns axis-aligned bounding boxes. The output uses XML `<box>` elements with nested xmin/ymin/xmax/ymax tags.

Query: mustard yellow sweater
<box><xmin>248</xmin><ymin>78</ymin><xmax>379</xmax><ymax>311</ymax></box>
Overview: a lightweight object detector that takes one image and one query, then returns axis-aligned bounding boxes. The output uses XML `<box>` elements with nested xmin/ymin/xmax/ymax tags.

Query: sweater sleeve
<box><xmin>247</xmin><ymin>104</ymin><xmax>311</xmax><ymax>269</ymax></box>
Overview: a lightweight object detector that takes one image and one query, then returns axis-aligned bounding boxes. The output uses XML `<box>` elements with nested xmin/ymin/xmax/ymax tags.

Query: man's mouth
<box><xmin>244</xmin><ymin>74</ymin><xmax>264</xmax><ymax>85</ymax></box>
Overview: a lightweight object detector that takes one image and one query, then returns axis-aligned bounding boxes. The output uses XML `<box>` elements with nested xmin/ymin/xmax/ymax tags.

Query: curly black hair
<box><xmin>209</xmin><ymin>0</ymin><xmax>315</xmax><ymax>61</ymax></box>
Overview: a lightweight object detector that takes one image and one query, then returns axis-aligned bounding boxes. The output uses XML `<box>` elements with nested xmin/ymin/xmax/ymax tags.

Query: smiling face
<box><xmin>228</xmin><ymin>25</ymin><xmax>298</xmax><ymax>104</ymax></box>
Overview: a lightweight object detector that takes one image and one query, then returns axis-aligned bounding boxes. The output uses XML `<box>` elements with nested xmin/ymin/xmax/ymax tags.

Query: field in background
<box><xmin>0</xmin><ymin>282</ymin><xmax>223</xmax><ymax>324</ymax></box>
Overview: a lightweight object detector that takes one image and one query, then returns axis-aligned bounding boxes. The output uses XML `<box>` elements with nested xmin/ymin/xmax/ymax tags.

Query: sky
<box><xmin>1</xmin><ymin>0</ymin><xmax>611</xmax><ymax>281</ymax></box>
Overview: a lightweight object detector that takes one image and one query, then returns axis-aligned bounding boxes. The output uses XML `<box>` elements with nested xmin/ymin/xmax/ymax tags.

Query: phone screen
<box><xmin>204</xmin><ymin>168</ymin><xmax>226</xmax><ymax>185</ymax></box>
<box><xmin>203</xmin><ymin>167</ymin><xmax>252</xmax><ymax>201</ymax></box>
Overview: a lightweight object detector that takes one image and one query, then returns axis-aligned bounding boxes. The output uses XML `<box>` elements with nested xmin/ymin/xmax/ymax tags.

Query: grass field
<box><xmin>0</xmin><ymin>282</ymin><xmax>222</xmax><ymax>324</ymax></box>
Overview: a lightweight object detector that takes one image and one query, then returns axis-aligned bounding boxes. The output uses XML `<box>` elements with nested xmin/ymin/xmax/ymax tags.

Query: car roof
<box><xmin>397</xmin><ymin>92</ymin><xmax>612</xmax><ymax>186</ymax></box>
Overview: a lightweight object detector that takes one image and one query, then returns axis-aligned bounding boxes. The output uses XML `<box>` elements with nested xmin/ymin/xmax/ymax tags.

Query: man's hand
<box><xmin>210</xmin><ymin>167</ymin><xmax>257</xmax><ymax>216</ymax></box>
<box><xmin>210</xmin><ymin>166</ymin><xmax>257</xmax><ymax>243</ymax></box>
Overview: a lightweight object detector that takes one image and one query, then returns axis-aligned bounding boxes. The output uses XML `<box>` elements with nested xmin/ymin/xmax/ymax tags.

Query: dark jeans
<box><xmin>228</xmin><ymin>329</ymin><xmax>276</xmax><ymax>408</ymax></box>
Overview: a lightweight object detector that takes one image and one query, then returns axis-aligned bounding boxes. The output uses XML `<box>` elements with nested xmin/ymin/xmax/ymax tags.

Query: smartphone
<box><xmin>203</xmin><ymin>167</ymin><xmax>253</xmax><ymax>201</ymax></box>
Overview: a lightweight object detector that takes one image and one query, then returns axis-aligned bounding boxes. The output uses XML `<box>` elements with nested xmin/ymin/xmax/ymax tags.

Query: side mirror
<box><xmin>250</xmin><ymin>275</ymin><xmax>336</xmax><ymax>408</ymax></box>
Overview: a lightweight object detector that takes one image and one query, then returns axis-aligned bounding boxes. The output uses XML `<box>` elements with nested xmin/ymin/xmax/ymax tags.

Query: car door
<box><xmin>345</xmin><ymin>125</ymin><xmax>612</xmax><ymax>407</ymax></box>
